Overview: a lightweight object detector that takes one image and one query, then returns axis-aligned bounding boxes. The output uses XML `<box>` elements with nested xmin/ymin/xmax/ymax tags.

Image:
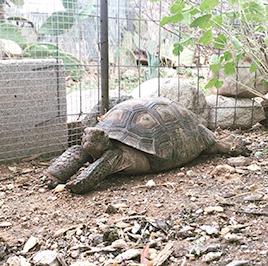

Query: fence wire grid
<box><xmin>0</xmin><ymin>0</ymin><xmax>265</xmax><ymax>162</ymax></box>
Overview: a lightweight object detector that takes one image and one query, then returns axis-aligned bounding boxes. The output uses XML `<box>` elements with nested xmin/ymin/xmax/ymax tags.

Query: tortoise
<box><xmin>47</xmin><ymin>97</ymin><xmax>249</xmax><ymax>194</ymax></box>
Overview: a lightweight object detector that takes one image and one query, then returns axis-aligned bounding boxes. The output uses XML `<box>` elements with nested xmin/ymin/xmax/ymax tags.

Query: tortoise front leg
<box><xmin>47</xmin><ymin>145</ymin><xmax>93</xmax><ymax>183</ymax></box>
<box><xmin>66</xmin><ymin>149</ymin><xmax>123</xmax><ymax>194</ymax></box>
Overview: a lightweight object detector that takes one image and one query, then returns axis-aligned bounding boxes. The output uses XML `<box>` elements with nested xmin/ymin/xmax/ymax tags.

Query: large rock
<box><xmin>131</xmin><ymin>78</ymin><xmax>209</xmax><ymax>124</ymax></box>
<box><xmin>206</xmin><ymin>95</ymin><xmax>265</xmax><ymax>129</ymax></box>
<box><xmin>212</xmin><ymin>67</ymin><xmax>268</xmax><ymax>98</ymax></box>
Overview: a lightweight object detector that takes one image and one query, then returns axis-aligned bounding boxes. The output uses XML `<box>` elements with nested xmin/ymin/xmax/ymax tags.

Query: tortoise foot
<box><xmin>47</xmin><ymin>145</ymin><xmax>93</xmax><ymax>182</ymax></box>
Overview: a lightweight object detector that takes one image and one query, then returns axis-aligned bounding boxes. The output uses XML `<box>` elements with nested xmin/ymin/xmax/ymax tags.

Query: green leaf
<box><xmin>62</xmin><ymin>0</ymin><xmax>77</xmax><ymax>10</ymax></box>
<box><xmin>250</xmin><ymin>62</ymin><xmax>257</xmax><ymax>73</ymax></box>
<box><xmin>23</xmin><ymin>43</ymin><xmax>85</xmax><ymax>80</ymax></box>
<box><xmin>160</xmin><ymin>13</ymin><xmax>184</xmax><ymax>26</ymax></box>
<box><xmin>242</xmin><ymin>1</ymin><xmax>265</xmax><ymax>22</ymax></box>
<box><xmin>205</xmin><ymin>78</ymin><xmax>217</xmax><ymax>89</ymax></box>
<box><xmin>212</xmin><ymin>15</ymin><xmax>222</xmax><ymax>27</ymax></box>
<box><xmin>210</xmin><ymin>63</ymin><xmax>221</xmax><ymax>74</ymax></box>
<box><xmin>173</xmin><ymin>42</ymin><xmax>184</xmax><ymax>56</ymax></box>
<box><xmin>0</xmin><ymin>22</ymin><xmax>27</xmax><ymax>45</ymax></box>
<box><xmin>170</xmin><ymin>0</ymin><xmax>184</xmax><ymax>14</ymax></box>
<box><xmin>199</xmin><ymin>30</ymin><xmax>213</xmax><ymax>45</ymax></box>
<box><xmin>190</xmin><ymin>14</ymin><xmax>212</xmax><ymax>29</ymax></box>
<box><xmin>235</xmin><ymin>51</ymin><xmax>244</xmax><ymax>63</ymax></box>
<box><xmin>213</xmin><ymin>33</ymin><xmax>227</xmax><ymax>49</ymax></box>
<box><xmin>209</xmin><ymin>54</ymin><xmax>220</xmax><ymax>64</ymax></box>
<box><xmin>224</xmin><ymin>61</ymin><xmax>236</xmax><ymax>75</ymax></box>
<box><xmin>223</xmin><ymin>51</ymin><xmax>232</xmax><ymax>61</ymax></box>
<box><xmin>231</xmin><ymin>36</ymin><xmax>242</xmax><ymax>49</ymax></box>
<box><xmin>173</xmin><ymin>37</ymin><xmax>193</xmax><ymax>55</ymax></box>
<box><xmin>264</xmin><ymin>37</ymin><xmax>268</xmax><ymax>46</ymax></box>
<box><xmin>200</xmin><ymin>0</ymin><xmax>219</xmax><ymax>11</ymax></box>
<box><xmin>38</xmin><ymin>11</ymin><xmax>75</xmax><ymax>36</ymax></box>
<box><xmin>215</xmin><ymin>79</ymin><xmax>223</xmax><ymax>88</ymax></box>
<box><xmin>206</xmin><ymin>78</ymin><xmax>223</xmax><ymax>89</ymax></box>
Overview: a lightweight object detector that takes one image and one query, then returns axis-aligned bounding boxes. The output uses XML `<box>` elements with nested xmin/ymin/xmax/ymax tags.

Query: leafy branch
<box><xmin>160</xmin><ymin>0</ymin><xmax>268</xmax><ymax>97</ymax></box>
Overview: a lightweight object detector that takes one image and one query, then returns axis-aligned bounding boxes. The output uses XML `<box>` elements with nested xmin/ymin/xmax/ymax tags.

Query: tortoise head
<box><xmin>82</xmin><ymin>127</ymin><xmax>111</xmax><ymax>159</ymax></box>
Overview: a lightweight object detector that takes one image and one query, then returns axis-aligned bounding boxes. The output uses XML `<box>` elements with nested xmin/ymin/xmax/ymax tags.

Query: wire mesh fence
<box><xmin>0</xmin><ymin>0</ymin><xmax>266</xmax><ymax>162</ymax></box>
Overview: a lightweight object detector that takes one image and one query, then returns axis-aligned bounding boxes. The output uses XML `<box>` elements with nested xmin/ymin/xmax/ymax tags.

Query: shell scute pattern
<box><xmin>96</xmin><ymin>98</ymin><xmax>215</xmax><ymax>166</ymax></box>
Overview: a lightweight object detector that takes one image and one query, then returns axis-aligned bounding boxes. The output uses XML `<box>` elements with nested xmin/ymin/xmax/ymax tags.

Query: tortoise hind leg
<box><xmin>206</xmin><ymin>134</ymin><xmax>250</xmax><ymax>156</ymax></box>
<box><xmin>66</xmin><ymin>149</ymin><xmax>124</xmax><ymax>194</ymax></box>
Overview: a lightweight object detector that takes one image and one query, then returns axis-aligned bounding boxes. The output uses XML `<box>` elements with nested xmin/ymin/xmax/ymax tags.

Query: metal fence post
<box><xmin>100</xmin><ymin>0</ymin><xmax>109</xmax><ymax>114</ymax></box>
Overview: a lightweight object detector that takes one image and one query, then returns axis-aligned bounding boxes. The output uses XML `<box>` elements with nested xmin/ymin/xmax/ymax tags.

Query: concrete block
<box><xmin>0</xmin><ymin>59</ymin><xmax>68</xmax><ymax>161</ymax></box>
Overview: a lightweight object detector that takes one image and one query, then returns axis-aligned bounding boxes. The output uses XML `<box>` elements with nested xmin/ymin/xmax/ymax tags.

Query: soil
<box><xmin>0</xmin><ymin>127</ymin><xmax>268</xmax><ymax>266</ymax></box>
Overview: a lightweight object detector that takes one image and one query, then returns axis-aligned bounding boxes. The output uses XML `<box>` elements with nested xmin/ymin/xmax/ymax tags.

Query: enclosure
<box><xmin>0</xmin><ymin>0</ymin><xmax>268</xmax><ymax>265</ymax></box>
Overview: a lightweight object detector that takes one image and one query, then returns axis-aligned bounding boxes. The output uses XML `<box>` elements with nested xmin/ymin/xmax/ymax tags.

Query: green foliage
<box><xmin>38</xmin><ymin>1</ymin><xmax>93</xmax><ymax>36</ymax></box>
<box><xmin>39</xmin><ymin>12</ymin><xmax>75</xmax><ymax>36</ymax></box>
<box><xmin>62</xmin><ymin>0</ymin><xmax>77</xmax><ymax>10</ymax></box>
<box><xmin>0</xmin><ymin>0</ymin><xmax>92</xmax><ymax>80</ymax></box>
<box><xmin>161</xmin><ymin>0</ymin><xmax>268</xmax><ymax>92</ymax></box>
<box><xmin>23</xmin><ymin>43</ymin><xmax>86</xmax><ymax>80</ymax></box>
<box><xmin>199</xmin><ymin>30</ymin><xmax>212</xmax><ymax>45</ymax></box>
<box><xmin>190</xmin><ymin>14</ymin><xmax>212</xmax><ymax>29</ymax></box>
<box><xmin>0</xmin><ymin>22</ymin><xmax>26</xmax><ymax>45</ymax></box>
<box><xmin>200</xmin><ymin>0</ymin><xmax>219</xmax><ymax>11</ymax></box>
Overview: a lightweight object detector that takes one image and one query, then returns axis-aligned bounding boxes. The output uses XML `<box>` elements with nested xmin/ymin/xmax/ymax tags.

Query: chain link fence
<box><xmin>0</xmin><ymin>0</ymin><xmax>266</xmax><ymax>162</ymax></box>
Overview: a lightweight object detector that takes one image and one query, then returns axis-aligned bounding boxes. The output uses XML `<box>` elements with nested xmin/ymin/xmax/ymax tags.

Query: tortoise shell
<box><xmin>96</xmin><ymin>97</ymin><xmax>215</xmax><ymax>165</ymax></box>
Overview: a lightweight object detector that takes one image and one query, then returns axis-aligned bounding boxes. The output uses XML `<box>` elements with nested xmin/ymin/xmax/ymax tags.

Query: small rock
<box><xmin>53</xmin><ymin>184</ymin><xmax>66</xmax><ymax>192</ymax></box>
<box><xmin>98</xmin><ymin>256</ymin><xmax>106</xmax><ymax>263</ymax></box>
<box><xmin>146</xmin><ymin>179</ymin><xmax>156</xmax><ymax>188</ymax></box>
<box><xmin>32</xmin><ymin>250</ymin><xmax>59</xmax><ymax>266</ymax></box>
<box><xmin>202</xmin><ymin>251</ymin><xmax>222</xmax><ymax>262</ymax></box>
<box><xmin>190</xmin><ymin>196</ymin><xmax>197</xmax><ymax>202</ymax></box>
<box><xmin>22</xmin><ymin>236</ymin><xmax>38</xmax><ymax>253</ymax></box>
<box><xmin>226</xmin><ymin>260</ymin><xmax>250</xmax><ymax>266</ymax></box>
<box><xmin>177</xmin><ymin>172</ymin><xmax>185</xmax><ymax>177</ymax></box>
<box><xmin>247</xmin><ymin>164</ymin><xmax>261</xmax><ymax>171</ymax></box>
<box><xmin>0</xmin><ymin>192</ymin><xmax>5</xmax><ymax>199</ymax></box>
<box><xmin>186</xmin><ymin>170</ymin><xmax>196</xmax><ymax>177</ymax></box>
<box><xmin>177</xmin><ymin>225</ymin><xmax>195</xmax><ymax>238</ymax></box>
<box><xmin>105</xmin><ymin>204</ymin><xmax>118</xmax><ymax>214</ymax></box>
<box><xmin>131</xmin><ymin>221</ymin><xmax>141</xmax><ymax>234</ymax></box>
<box><xmin>202</xmin><ymin>244</ymin><xmax>221</xmax><ymax>254</ymax></box>
<box><xmin>112</xmin><ymin>202</ymin><xmax>128</xmax><ymax>209</ymax></box>
<box><xmin>115</xmin><ymin>221</ymin><xmax>130</xmax><ymax>229</ymax></box>
<box><xmin>223</xmin><ymin>233</ymin><xmax>243</xmax><ymax>243</ymax></box>
<box><xmin>227</xmin><ymin>156</ymin><xmax>251</xmax><ymax>167</ymax></box>
<box><xmin>114</xmin><ymin>249</ymin><xmax>141</xmax><ymax>263</ymax></box>
<box><xmin>111</xmin><ymin>239</ymin><xmax>128</xmax><ymax>249</ymax></box>
<box><xmin>6</xmin><ymin>184</ymin><xmax>14</xmax><ymax>190</ymax></box>
<box><xmin>195</xmin><ymin>208</ymin><xmax>203</xmax><ymax>214</ymax></box>
<box><xmin>6</xmin><ymin>255</ymin><xmax>31</xmax><ymax>266</ymax></box>
<box><xmin>243</xmin><ymin>193</ymin><xmax>264</xmax><ymax>202</ymax></box>
<box><xmin>204</xmin><ymin>206</ymin><xmax>224</xmax><ymax>214</ymax></box>
<box><xmin>70</xmin><ymin>250</ymin><xmax>80</xmax><ymax>259</ymax></box>
<box><xmin>0</xmin><ymin>221</ymin><xmax>12</xmax><ymax>227</ymax></box>
<box><xmin>211</xmin><ymin>164</ymin><xmax>236</xmax><ymax>176</ymax></box>
<box><xmin>103</xmin><ymin>228</ymin><xmax>119</xmax><ymax>244</ymax></box>
<box><xmin>200</xmin><ymin>225</ymin><xmax>219</xmax><ymax>235</ymax></box>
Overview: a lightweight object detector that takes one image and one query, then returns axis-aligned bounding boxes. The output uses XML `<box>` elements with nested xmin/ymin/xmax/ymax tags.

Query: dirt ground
<box><xmin>0</xmin><ymin>127</ymin><xmax>268</xmax><ymax>266</ymax></box>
